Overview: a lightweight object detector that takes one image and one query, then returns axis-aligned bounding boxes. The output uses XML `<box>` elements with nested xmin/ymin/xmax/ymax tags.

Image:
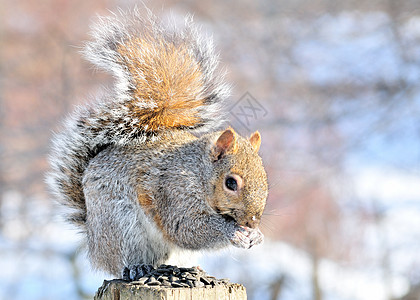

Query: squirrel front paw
<box><xmin>230</xmin><ymin>225</ymin><xmax>264</xmax><ymax>249</ymax></box>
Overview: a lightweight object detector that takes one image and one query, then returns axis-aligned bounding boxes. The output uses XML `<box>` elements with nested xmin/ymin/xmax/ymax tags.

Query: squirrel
<box><xmin>46</xmin><ymin>8</ymin><xmax>268</xmax><ymax>279</ymax></box>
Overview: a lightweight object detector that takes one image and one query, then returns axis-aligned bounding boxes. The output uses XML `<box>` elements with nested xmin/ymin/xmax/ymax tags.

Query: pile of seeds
<box><xmin>122</xmin><ymin>264</ymin><xmax>230</xmax><ymax>288</ymax></box>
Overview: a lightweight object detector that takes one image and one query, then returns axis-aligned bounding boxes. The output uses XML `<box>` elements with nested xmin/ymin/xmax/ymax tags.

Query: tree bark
<box><xmin>311</xmin><ymin>254</ymin><xmax>322</xmax><ymax>300</ymax></box>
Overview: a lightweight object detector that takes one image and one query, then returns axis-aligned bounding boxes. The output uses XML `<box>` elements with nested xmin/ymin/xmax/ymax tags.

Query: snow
<box><xmin>354</xmin><ymin>167</ymin><xmax>420</xmax><ymax>205</ymax></box>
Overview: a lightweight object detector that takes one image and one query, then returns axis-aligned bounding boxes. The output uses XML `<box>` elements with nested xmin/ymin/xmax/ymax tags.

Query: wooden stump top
<box><xmin>95</xmin><ymin>279</ymin><xmax>247</xmax><ymax>300</ymax></box>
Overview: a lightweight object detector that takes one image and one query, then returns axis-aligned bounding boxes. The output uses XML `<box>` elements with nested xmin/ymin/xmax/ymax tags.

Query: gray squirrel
<box><xmin>46</xmin><ymin>8</ymin><xmax>268</xmax><ymax>279</ymax></box>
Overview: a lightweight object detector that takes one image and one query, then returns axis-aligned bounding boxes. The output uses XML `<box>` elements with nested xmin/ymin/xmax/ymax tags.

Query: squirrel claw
<box><xmin>248</xmin><ymin>227</ymin><xmax>264</xmax><ymax>247</ymax></box>
<box><xmin>239</xmin><ymin>225</ymin><xmax>251</xmax><ymax>237</ymax></box>
<box><xmin>122</xmin><ymin>264</ymin><xmax>154</xmax><ymax>281</ymax></box>
<box><xmin>230</xmin><ymin>226</ymin><xmax>264</xmax><ymax>249</ymax></box>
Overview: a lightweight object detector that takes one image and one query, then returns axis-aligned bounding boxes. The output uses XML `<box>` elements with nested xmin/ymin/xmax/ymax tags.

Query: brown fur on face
<box><xmin>117</xmin><ymin>38</ymin><xmax>205</xmax><ymax>130</ymax></box>
<box><xmin>208</xmin><ymin>129</ymin><xmax>268</xmax><ymax>229</ymax></box>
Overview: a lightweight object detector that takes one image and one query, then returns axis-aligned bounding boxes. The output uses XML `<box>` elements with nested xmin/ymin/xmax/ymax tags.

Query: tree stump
<box><xmin>94</xmin><ymin>279</ymin><xmax>247</xmax><ymax>300</ymax></box>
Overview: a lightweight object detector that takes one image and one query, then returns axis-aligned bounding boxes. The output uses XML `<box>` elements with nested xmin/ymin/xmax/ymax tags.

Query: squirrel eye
<box><xmin>225</xmin><ymin>177</ymin><xmax>238</xmax><ymax>191</ymax></box>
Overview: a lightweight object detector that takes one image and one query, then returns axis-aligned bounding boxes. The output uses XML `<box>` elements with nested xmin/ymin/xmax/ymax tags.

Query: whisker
<box><xmin>259</xmin><ymin>220</ymin><xmax>276</xmax><ymax>234</ymax></box>
<box><xmin>267</xmin><ymin>176</ymin><xmax>284</xmax><ymax>190</ymax></box>
<box><xmin>263</xmin><ymin>212</ymin><xmax>282</xmax><ymax>217</ymax></box>
<box><xmin>262</xmin><ymin>206</ymin><xmax>292</xmax><ymax>217</ymax></box>
<box><xmin>261</xmin><ymin>217</ymin><xmax>276</xmax><ymax>227</ymax></box>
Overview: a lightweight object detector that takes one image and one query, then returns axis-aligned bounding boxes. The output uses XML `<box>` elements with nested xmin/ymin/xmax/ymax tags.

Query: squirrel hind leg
<box><xmin>122</xmin><ymin>264</ymin><xmax>154</xmax><ymax>281</ymax></box>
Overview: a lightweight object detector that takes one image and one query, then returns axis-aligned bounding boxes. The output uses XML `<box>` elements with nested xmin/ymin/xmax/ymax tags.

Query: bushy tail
<box><xmin>46</xmin><ymin>8</ymin><xmax>230</xmax><ymax>228</ymax></box>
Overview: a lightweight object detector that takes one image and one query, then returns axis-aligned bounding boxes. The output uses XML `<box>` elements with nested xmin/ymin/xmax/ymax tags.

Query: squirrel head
<box><xmin>207</xmin><ymin>128</ymin><xmax>268</xmax><ymax>229</ymax></box>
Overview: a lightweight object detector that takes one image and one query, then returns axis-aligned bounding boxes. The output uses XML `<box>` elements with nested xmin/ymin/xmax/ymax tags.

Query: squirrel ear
<box><xmin>212</xmin><ymin>128</ymin><xmax>237</xmax><ymax>161</ymax></box>
<box><xmin>249</xmin><ymin>131</ymin><xmax>261</xmax><ymax>152</ymax></box>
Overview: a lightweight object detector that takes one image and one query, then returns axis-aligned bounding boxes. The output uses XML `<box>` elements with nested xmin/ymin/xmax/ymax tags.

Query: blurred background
<box><xmin>1</xmin><ymin>0</ymin><xmax>420</xmax><ymax>299</ymax></box>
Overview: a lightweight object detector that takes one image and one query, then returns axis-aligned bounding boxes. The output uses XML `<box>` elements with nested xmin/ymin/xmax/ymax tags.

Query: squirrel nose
<box><xmin>244</xmin><ymin>215</ymin><xmax>259</xmax><ymax>229</ymax></box>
